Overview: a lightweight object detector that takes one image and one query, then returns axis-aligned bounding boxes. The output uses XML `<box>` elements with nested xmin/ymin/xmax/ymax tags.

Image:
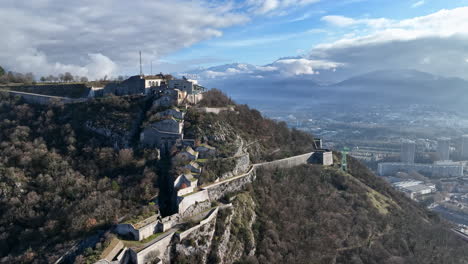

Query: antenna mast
<box><xmin>151</xmin><ymin>61</ymin><xmax>153</xmax><ymax>75</ymax></box>
<box><xmin>139</xmin><ymin>51</ymin><xmax>143</xmax><ymax>76</ymax></box>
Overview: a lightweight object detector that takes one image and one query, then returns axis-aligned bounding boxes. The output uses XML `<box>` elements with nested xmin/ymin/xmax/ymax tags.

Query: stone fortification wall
<box><xmin>220</xmin><ymin>153</ymin><xmax>250</xmax><ymax>180</ymax></box>
<box><xmin>256</xmin><ymin>152</ymin><xmax>315</xmax><ymax>170</ymax></box>
<box><xmin>178</xmin><ymin>152</ymin><xmax>318</xmax><ymax>215</ymax></box>
<box><xmin>205</xmin><ymin>167</ymin><xmax>257</xmax><ymax>201</ymax></box>
<box><xmin>2</xmin><ymin>83</ymin><xmax>91</xmax><ymax>98</ymax></box>
<box><xmin>178</xmin><ymin>190</ymin><xmax>210</xmax><ymax>215</ymax></box>
<box><xmin>4</xmin><ymin>90</ymin><xmax>87</xmax><ymax>105</ymax></box>
<box><xmin>137</xmin><ymin>222</ymin><xmax>159</xmax><ymax>241</ymax></box>
<box><xmin>131</xmin><ymin>230</ymin><xmax>176</xmax><ymax>264</ymax></box>
<box><xmin>178</xmin><ymin>207</ymin><xmax>219</xmax><ymax>241</ymax></box>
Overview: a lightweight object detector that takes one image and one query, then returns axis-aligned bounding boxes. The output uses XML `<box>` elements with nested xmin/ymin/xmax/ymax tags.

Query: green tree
<box><xmin>0</xmin><ymin>66</ymin><xmax>5</xmax><ymax>76</ymax></box>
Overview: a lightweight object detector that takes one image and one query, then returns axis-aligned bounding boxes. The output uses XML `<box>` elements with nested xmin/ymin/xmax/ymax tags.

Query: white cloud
<box><xmin>0</xmin><ymin>0</ymin><xmax>250</xmax><ymax>79</ymax></box>
<box><xmin>321</xmin><ymin>15</ymin><xmax>392</xmax><ymax>28</ymax></box>
<box><xmin>195</xmin><ymin>7</ymin><xmax>468</xmax><ymax>82</ymax></box>
<box><xmin>270</xmin><ymin>58</ymin><xmax>342</xmax><ymax>76</ymax></box>
<box><xmin>321</xmin><ymin>15</ymin><xmax>357</xmax><ymax>27</ymax></box>
<box><xmin>412</xmin><ymin>1</ymin><xmax>425</xmax><ymax>8</ymax></box>
<box><xmin>247</xmin><ymin>0</ymin><xmax>320</xmax><ymax>15</ymax></box>
<box><xmin>310</xmin><ymin>7</ymin><xmax>468</xmax><ymax>80</ymax></box>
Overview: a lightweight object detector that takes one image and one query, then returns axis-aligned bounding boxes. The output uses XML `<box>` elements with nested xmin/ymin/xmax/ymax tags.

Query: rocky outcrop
<box><xmin>208</xmin><ymin>194</ymin><xmax>256</xmax><ymax>264</ymax></box>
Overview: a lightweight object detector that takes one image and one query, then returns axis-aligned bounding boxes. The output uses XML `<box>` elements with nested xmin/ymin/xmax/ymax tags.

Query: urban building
<box><xmin>437</xmin><ymin>137</ymin><xmax>451</xmax><ymax>161</ymax></box>
<box><xmin>378</xmin><ymin>162</ymin><xmax>464</xmax><ymax>177</ymax></box>
<box><xmin>391</xmin><ymin>180</ymin><xmax>436</xmax><ymax>199</ymax></box>
<box><xmin>400</xmin><ymin>139</ymin><xmax>416</xmax><ymax>164</ymax></box>
<box><xmin>462</xmin><ymin>135</ymin><xmax>468</xmax><ymax>159</ymax></box>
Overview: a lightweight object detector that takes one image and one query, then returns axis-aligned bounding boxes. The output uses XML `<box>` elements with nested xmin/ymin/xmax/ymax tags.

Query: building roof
<box><xmin>184</xmin><ymin>146</ymin><xmax>198</xmax><ymax>156</ymax></box>
<box><xmin>187</xmin><ymin>161</ymin><xmax>200</xmax><ymax>169</ymax></box>
<box><xmin>144</xmin><ymin>74</ymin><xmax>165</xmax><ymax>80</ymax></box>
<box><xmin>403</xmin><ymin>184</ymin><xmax>435</xmax><ymax>193</ymax></box>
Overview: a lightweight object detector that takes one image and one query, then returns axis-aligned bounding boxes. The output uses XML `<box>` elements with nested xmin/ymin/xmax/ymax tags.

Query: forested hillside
<box><xmin>245</xmin><ymin>160</ymin><xmax>468</xmax><ymax>264</ymax></box>
<box><xmin>0</xmin><ymin>93</ymin><xmax>159</xmax><ymax>263</ymax></box>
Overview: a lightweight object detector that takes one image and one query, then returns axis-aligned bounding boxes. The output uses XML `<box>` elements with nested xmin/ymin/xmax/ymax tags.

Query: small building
<box><xmin>311</xmin><ymin>150</ymin><xmax>333</xmax><ymax>166</ymax></box>
<box><xmin>174</xmin><ymin>173</ymin><xmax>198</xmax><ymax>196</ymax></box>
<box><xmin>183</xmin><ymin>161</ymin><xmax>202</xmax><ymax>174</ymax></box>
<box><xmin>140</xmin><ymin>118</ymin><xmax>184</xmax><ymax>151</ymax></box>
<box><xmin>173</xmin><ymin>146</ymin><xmax>199</xmax><ymax>163</ymax></box>
<box><xmin>115</xmin><ymin>213</ymin><xmax>160</xmax><ymax>241</ymax></box>
<box><xmin>168</xmin><ymin>77</ymin><xmax>205</xmax><ymax>95</ymax></box>
<box><xmin>151</xmin><ymin>118</ymin><xmax>183</xmax><ymax>134</ymax></box>
<box><xmin>196</xmin><ymin>144</ymin><xmax>216</xmax><ymax>159</ymax></box>
<box><xmin>103</xmin><ymin>75</ymin><xmax>168</xmax><ymax>96</ymax></box>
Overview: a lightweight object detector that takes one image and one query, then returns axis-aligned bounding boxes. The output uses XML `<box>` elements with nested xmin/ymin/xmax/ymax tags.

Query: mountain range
<box><xmin>183</xmin><ymin>65</ymin><xmax>468</xmax><ymax>111</ymax></box>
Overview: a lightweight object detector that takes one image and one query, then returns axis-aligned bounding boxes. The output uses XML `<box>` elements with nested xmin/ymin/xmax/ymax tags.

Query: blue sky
<box><xmin>161</xmin><ymin>0</ymin><xmax>468</xmax><ymax>71</ymax></box>
<box><xmin>2</xmin><ymin>0</ymin><xmax>468</xmax><ymax>80</ymax></box>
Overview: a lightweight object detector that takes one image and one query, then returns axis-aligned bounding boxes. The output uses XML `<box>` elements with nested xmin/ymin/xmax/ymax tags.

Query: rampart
<box><xmin>2</xmin><ymin>90</ymin><xmax>87</xmax><ymax>105</ymax></box>
<box><xmin>178</xmin><ymin>190</ymin><xmax>210</xmax><ymax>215</ymax></box>
<box><xmin>177</xmin><ymin>207</ymin><xmax>219</xmax><ymax>241</ymax></box>
<box><xmin>130</xmin><ymin>231</ymin><xmax>176</xmax><ymax>264</ymax></box>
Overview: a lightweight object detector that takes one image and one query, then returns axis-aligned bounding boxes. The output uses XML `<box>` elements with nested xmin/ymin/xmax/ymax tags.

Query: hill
<box><xmin>0</xmin><ymin>89</ymin><xmax>467</xmax><ymax>263</ymax></box>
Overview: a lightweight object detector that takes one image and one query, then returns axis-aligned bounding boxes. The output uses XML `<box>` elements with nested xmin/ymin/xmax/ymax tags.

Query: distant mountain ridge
<box><xmin>186</xmin><ymin>66</ymin><xmax>468</xmax><ymax>110</ymax></box>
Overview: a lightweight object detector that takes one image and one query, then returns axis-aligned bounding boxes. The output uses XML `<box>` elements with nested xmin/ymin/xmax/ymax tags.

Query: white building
<box><xmin>174</xmin><ymin>173</ymin><xmax>198</xmax><ymax>196</ymax></box>
<box><xmin>391</xmin><ymin>180</ymin><xmax>436</xmax><ymax>200</ymax></box>
<box><xmin>168</xmin><ymin>77</ymin><xmax>205</xmax><ymax>94</ymax></box>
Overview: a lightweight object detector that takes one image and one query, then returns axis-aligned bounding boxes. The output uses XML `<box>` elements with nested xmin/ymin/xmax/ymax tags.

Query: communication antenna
<box><xmin>151</xmin><ymin>61</ymin><xmax>153</xmax><ymax>75</ymax></box>
<box><xmin>139</xmin><ymin>51</ymin><xmax>143</xmax><ymax>76</ymax></box>
<box><xmin>341</xmin><ymin>147</ymin><xmax>349</xmax><ymax>172</ymax></box>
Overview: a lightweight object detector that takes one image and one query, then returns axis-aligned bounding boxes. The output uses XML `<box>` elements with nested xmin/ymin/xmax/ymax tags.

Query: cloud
<box><xmin>412</xmin><ymin>1</ymin><xmax>425</xmax><ymax>8</ymax></box>
<box><xmin>310</xmin><ymin>7</ymin><xmax>468</xmax><ymax>80</ymax></box>
<box><xmin>246</xmin><ymin>0</ymin><xmax>320</xmax><ymax>15</ymax></box>
<box><xmin>269</xmin><ymin>58</ymin><xmax>342</xmax><ymax>76</ymax></box>
<box><xmin>321</xmin><ymin>15</ymin><xmax>357</xmax><ymax>27</ymax></box>
<box><xmin>0</xmin><ymin>0</ymin><xmax>250</xmax><ymax>79</ymax></box>
<box><xmin>190</xmin><ymin>7</ymin><xmax>468</xmax><ymax>83</ymax></box>
<box><xmin>321</xmin><ymin>15</ymin><xmax>392</xmax><ymax>28</ymax></box>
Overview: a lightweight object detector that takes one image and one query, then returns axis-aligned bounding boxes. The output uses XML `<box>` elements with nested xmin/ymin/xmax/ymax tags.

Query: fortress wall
<box><xmin>178</xmin><ymin>190</ymin><xmax>210</xmax><ymax>215</ymax></box>
<box><xmin>204</xmin><ymin>168</ymin><xmax>257</xmax><ymax>201</ymax></box>
<box><xmin>134</xmin><ymin>231</ymin><xmax>175</xmax><ymax>264</ymax></box>
<box><xmin>4</xmin><ymin>90</ymin><xmax>88</xmax><ymax>105</ymax></box>
<box><xmin>256</xmin><ymin>152</ymin><xmax>315</xmax><ymax>170</ymax></box>
<box><xmin>137</xmin><ymin>222</ymin><xmax>159</xmax><ymax>241</ymax></box>
<box><xmin>178</xmin><ymin>207</ymin><xmax>219</xmax><ymax>241</ymax></box>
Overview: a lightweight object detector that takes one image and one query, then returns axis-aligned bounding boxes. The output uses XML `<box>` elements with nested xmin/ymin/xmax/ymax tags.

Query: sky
<box><xmin>2</xmin><ymin>0</ymin><xmax>468</xmax><ymax>81</ymax></box>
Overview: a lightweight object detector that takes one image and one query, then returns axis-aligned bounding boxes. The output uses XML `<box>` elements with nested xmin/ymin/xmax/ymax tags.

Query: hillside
<box><xmin>0</xmin><ymin>93</ymin><xmax>160</xmax><ymax>263</ymax></box>
<box><xmin>171</xmin><ymin>158</ymin><xmax>468</xmax><ymax>264</ymax></box>
<box><xmin>0</xmin><ymin>89</ymin><xmax>467</xmax><ymax>263</ymax></box>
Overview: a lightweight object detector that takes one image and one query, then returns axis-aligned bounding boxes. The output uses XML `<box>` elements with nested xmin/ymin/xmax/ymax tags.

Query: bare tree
<box><xmin>64</xmin><ymin>72</ymin><xmax>73</xmax><ymax>82</ymax></box>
